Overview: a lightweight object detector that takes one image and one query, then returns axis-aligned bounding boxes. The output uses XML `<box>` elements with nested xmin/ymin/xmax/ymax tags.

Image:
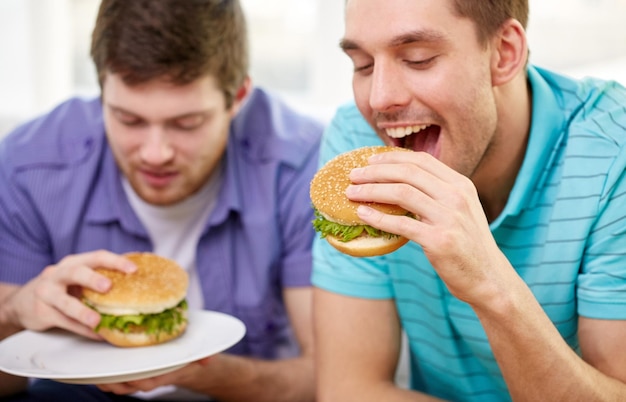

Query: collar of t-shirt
<box><xmin>121</xmin><ymin>162</ymin><xmax>223</xmax><ymax>310</ymax></box>
<box><xmin>489</xmin><ymin>65</ymin><xmax>565</xmax><ymax>229</ymax></box>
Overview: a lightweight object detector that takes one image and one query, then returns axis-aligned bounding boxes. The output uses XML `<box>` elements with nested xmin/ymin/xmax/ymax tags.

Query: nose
<box><xmin>139</xmin><ymin>126</ymin><xmax>174</xmax><ymax>165</ymax></box>
<box><xmin>368</xmin><ymin>59</ymin><xmax>410</xmax><ymax>112</ymax></box>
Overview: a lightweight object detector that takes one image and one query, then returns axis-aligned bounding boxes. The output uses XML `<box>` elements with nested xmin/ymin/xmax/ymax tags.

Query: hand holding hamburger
<box><xmin>310</xmin><ymin>146</ymin><xmax>414</xmax><ymax>257</ymax></box>
<box><xmin>82</xmin><ymin>252</ymin><xmax>189</xmax><ymax>347</ymax></box>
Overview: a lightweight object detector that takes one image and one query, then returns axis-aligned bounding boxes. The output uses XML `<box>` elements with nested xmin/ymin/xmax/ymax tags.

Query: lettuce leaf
<box><xmin>312</xmin><ymin>209</ymin><xmax>400</xmax><ymax>242</ymax></box>
<box><xmin>89</xmin><ymin>299</ymin><xmax>188</xmax><ymax>335</ymax></box>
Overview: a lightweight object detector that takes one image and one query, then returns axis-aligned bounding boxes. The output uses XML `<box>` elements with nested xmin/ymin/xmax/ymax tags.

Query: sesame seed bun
<box><xmin>83</xmin><ymin>252</ymin><xmax>189</xmax><ymax>347</ymax></box>
<box><xmin>310</xmin><ymin>146</ymin><xmax>412</xmax><ymax>257</ymax></box>
<box><xmin>83</xmin><ymin>253</ymin><xmax>188</xmax><ymax>314</ymax></box>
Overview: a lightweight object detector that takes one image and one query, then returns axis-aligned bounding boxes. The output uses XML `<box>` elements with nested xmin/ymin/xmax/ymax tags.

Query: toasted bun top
<box><xmin>310</xmin><ymin>146</ymin><xmax>411</xmax><ymax>226</ymax></box>
<box><xmin>83</xmin><ymin>252</ymin><xmax>189</xmax><ymax>315</ymax></box>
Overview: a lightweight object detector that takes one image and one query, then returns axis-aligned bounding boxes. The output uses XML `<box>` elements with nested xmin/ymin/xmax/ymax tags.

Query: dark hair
<box><xmin>451</xmin><ymin>0</ymin><xmax>529</xmax><ymax>45</ymax></box>
<box><xmin>91</xmin><ymin>0</ymin><xmax>249</xmax><ymax>107</ymax></box>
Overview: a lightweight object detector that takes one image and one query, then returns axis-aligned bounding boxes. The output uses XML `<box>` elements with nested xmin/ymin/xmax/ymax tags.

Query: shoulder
<box><xmin>0</xmin><ymin>97</ymin><xmax>105</xmax><ymax>170</ymax></box>
<box><xmin>532</xmin><ymin>67</ymin><xmax>626</xmax><ymax>189</ymax></box>
<box><xmin>537</xmin><ymin>67</ymin><xmax>626</xmax><ymax>148</ymax></box>
<box><xmin>536</xmin><ymin>68</ymin><xmax>626</xmax><ymax>208</ymax></box>
<box><xmin>231</xmin><ymin>87</ymin><xmax>323</xmax><ymax>168</ymax></box>
<box><xmin>571</xmin><ymin>78</ymin><xmax>626</xmax><ymax>146</ymax></box>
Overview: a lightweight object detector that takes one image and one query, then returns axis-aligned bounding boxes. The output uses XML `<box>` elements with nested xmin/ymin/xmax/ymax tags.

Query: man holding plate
<box><xmin>0</xmin><ymin>1</ymin><xmax>321</xmax><ymax>401</ymax></box>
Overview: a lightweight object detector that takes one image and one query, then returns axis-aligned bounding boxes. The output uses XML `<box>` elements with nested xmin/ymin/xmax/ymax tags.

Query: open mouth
<box><xmin>384</xmin><ymin>124</ymin><xmax>441</xmax><ymax>156</ymax></box>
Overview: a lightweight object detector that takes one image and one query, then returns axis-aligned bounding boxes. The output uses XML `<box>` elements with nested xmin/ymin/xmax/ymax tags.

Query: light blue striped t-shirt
<box><xmin>312</xmin><ymin>65</ymin><xmax>626</xmax><ymax>401</ymax></box>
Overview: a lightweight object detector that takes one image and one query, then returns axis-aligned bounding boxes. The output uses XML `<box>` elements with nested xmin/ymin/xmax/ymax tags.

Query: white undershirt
<box><xmin>121</xmin><ymin>164</ymin><xmax>222</xmax><ymax>401</ymax></box>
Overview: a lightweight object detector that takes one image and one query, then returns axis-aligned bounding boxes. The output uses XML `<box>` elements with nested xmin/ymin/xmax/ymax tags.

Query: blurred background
<box><xmin>1</xmin><ymin>0</ymin><xmax>625</xmax><ymax>138</ymax></box>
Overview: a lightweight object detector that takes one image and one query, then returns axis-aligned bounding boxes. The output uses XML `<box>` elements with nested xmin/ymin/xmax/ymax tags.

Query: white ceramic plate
<box><xmin>0</xmin><ymin>310</ymin><xmax>245</xmax><ymax>384</ymax></box>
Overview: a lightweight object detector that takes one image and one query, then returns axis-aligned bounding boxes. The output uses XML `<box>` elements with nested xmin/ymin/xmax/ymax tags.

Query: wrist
<box><xmin>0</xmin><ymin>306</ymin><xmax>22</xmax><ymax>340</ymax></box>
<box><xmin>467</xmin><ymin>258</ymin><xmax>529</xmax><ymax>320</ymax></box>
<box><xmin>0</xmin><ymin>287</ymin><xmax>24</xmax><ymax>340</ymax></box>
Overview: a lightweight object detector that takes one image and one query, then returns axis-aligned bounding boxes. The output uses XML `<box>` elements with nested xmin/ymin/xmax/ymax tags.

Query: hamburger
<box><xmin>310</xmin><ymin>146</ymin><xmax>413</xmax><ymax>257</ymax></box>
<box><xmin>82</xmin><ymin>252</ymin><xmax>189</xmax><ymax>347</ymax></box>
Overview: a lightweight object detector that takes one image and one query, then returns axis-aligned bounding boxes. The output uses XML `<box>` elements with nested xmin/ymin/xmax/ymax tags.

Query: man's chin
<box><xmin>140</xmin><ymin>193</ymin><xmax>186</xmax><ymax>206</ymax></box>
<box><xmin>131</xmin><ymin>184</ymin><xmax>186</xmax><ymax>206</ymax></box>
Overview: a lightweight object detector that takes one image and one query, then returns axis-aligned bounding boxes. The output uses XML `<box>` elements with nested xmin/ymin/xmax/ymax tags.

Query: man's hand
<box><xmin>98</xmin><ymin>287</ymin><xmax>315</xmax><ymax>402</ymax></box>
<box><xmin>0</xmin><ymin>250</ymin><xmax>136</xmax><ymax>340</ymax></box>
<box><xmin>346</xmin><ymin>150</ymin><xmax>511</xmax><ymax>306</ymax></box>
<box><xmin>96</xmin><ymin>358</ymin><xmax>211</xmax><ymax>395</ymax></box>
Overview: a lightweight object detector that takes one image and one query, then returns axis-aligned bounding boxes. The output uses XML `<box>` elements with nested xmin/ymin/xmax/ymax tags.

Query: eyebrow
<box><xmin>340</xmin><ymin>29</ymin><xmax>447</xmax><ymax>52</ymax></box>
<box><xmin>107</xmin><ymin>104</ymin><xmax>208</xmax><ymax>121</ymax></box>
<box><xmin>107</xmin><ymin>105</ymin><xmax>138</xmax><ymax>116</ymax></box>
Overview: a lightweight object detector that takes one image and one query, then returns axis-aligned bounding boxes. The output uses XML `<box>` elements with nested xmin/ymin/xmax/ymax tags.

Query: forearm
<box><xmin>315</xmin><ymin>290</ymin><xmax>446</xmax><ymax>402</ymax></box>
<box><xmin>0</xmin><ymin>287</ymin><xmax>28</xmax><ymax>398</ymax></box>
<box><xmin>476</xmin><ymin>278</ymin><xmax>626</xmax><ymax>400</ymax></box>
<box><xmin>184</xmin><ymin>353</ymin><xmax>315</xmax><ymax>402</ymax></box>
<box><xmin>0</xmin><ymin>283</ymin><xmax>22</xmax><ymax>340</ymax></box>
<box><xmin>0</xmin><ymin>371</ymin><xmax>28</xmax><ymax>397</ymax></box>
<box><xmin>319</xmin><ymin>381</ymin><xmax>446</xmax><ymax>402</ymax></box>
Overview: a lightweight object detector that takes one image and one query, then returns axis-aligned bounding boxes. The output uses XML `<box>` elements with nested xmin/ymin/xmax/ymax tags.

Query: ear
<box><xmin>490</xmin><ymin>19</ymin><xmax>528</xmax><ymax>86</ymax></box>
<box><xmin>229</xmin><ymin>76</ymin><xmax>252</xmax><ymax>117</ymax></box>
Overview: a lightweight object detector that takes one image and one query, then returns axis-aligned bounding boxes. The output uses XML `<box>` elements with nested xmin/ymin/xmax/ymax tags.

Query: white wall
<box><xmin>0</xmin><ymin>0</ymin><xmax>625</xmax><ymax>137</ymax></box>
<box><xmin>242</xmin><ymin>0</ymin><xmax>353</xmax><ymax>121</ymax></box>
<box><xmin>0</xmin><ymin>0</ymin><xmax>74</xmax><ymax>132</ymax></box>
<box><xmin>527</xmin><ymin>0</ymin><xmax>626</xmax><ymax>83</ymax></box>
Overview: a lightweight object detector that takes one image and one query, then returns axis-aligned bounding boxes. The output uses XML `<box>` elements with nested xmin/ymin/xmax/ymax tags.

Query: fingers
<box><xmin>346</xmin><ymin>180</ymin><xmax>434</xmax><ymax>219</ymax></box>
<box><xmin>356</xmin><ymin>205</ymin><xmax>427</xmax><ymax>242</ymax></box>
<box><xmin>55</xmin><ymin>250</ymin><xmax>137</xmax><ymax>297</ymax></box>
<box><xmin>38</xmin><ymin>305</ymin><xmax>102</xmax><ymax>340</ymax></box>
<box><xmin>196</xmin><ymin>356</ymin><xmax>212</xmax><ymax>366</ymax></box>
<box><xmin>57</xmin><ymin>250</ymin><xmax>137</xmax><ymax>277</ymax></box>
<box><xmin>347</xmin><ymin>150</ymin><xmax>477</xmax><ymax>221</ymax></box>
<box><xmin>10</xmin><ymin>250</ymin><xmax>137</xmax><ymax>336</ymax></box>
<box><xmin>59</xmin><ymin>251</ymin><xmax>137</xmax><ymax>325</ymax></box>
<box><xmin>97</xmin><ymin>382</ymin><xmax>137</xmax><ymax>394</ymax></box>
<box><xmin>97</xmin><ymin>375</ymin><xmax>167</xmax><ymax>394</ymax></box>
<box><xmin>361</xmin><ymin>150</ymin><xmax>456</xmax><ymax>182</ymax></box>
<box><xmin>345</xmin><ymin>150</ymin><xmax>483</xmax><ymax>248</ymax></box>
<box><xmin>97</xmin><ymin>361</ymin><xmax>209</xmax><ymax>394</ymax></box>
<box><xmin>350</xmin><ymin>153</ymin><xmax>468</xmax><ymax>201</ymax></box>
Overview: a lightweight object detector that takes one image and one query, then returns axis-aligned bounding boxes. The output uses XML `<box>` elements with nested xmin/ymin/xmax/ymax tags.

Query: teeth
<box><xmin>386</xmin><ymin>124</ymin><xmax>429</xmax><ymax>138</ymax></box>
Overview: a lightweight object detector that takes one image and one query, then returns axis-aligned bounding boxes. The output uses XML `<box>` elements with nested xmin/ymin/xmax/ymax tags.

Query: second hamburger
<box><xmin>310</xmin><ymin>146</ymin><xmax>413</xmax><ymax>257</ymax></box>
<box><xmin>82</xmin><ymin>252</ymin><xmax>189</xmax><ymax>347</ymax></box>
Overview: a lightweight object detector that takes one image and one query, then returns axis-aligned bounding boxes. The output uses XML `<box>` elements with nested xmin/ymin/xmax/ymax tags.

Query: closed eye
<box><xmin>168</xmin><ymin>114</ymin><xmax>207</xmax><ymax>131</ymax></box>
<box><xmin>354</xmin><ymin>63</ymin><xmax>374</xmax><ymax>74</ymax></box>
<box><xmin>114</xmin><ymin>110</ymin><xmax>146</xmax><ymax>127</ymax></box>
<box><xmin>406</xmin><ymin>56</ymin><xmax>437</xmax><ymax>69</ymax></box>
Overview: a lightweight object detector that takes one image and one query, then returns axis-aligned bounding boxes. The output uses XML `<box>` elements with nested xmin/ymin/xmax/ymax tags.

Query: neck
<box><xmin>473</xmin><ymin>74</ymin><xmax>532</xmax><ymax>222</ymax></box>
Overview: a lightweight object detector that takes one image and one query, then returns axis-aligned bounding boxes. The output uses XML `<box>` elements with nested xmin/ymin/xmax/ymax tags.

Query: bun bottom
<box><xmin>98</xmin><ymin>321</ymin><xmax>188</xmax><ymax>347</ymax></box>
<box><xmin>327</xmin><ymin>234</ymin><xmax>409</xmax><ymax>257</ymax></box>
